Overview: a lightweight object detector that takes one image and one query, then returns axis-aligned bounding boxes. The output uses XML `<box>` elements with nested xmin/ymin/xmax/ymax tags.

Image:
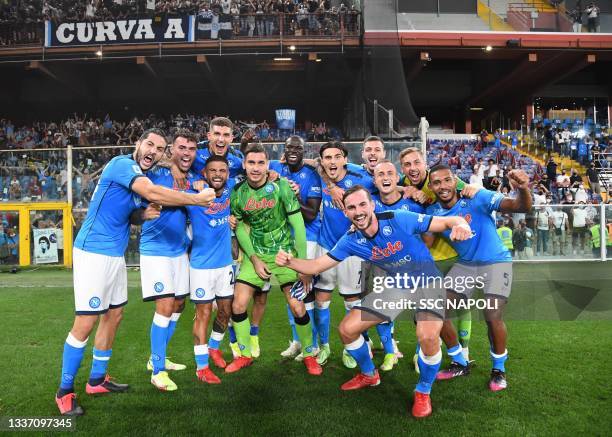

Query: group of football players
<box><xmin>55</xmin><ymin>116</ymin><xmax>531</xmax><ymax>419</ymax></box>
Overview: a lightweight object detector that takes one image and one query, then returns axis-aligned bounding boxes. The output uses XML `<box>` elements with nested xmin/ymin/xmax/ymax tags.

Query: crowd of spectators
<box><xmin>0</xmin><ymin>0</ymin><xmax>359</xmax><ymax>46</ymax></box>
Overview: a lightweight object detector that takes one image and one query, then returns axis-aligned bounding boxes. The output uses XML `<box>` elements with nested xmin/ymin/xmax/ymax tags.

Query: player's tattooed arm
<box><xmin>428</xmin><ymin>216</ymin><xmax>472</xmax><ymax>241</ymax></box>
<box><xmin>276</xmin><ymin>250</ymin><xmax>338</xmax><ymax>275</ymax></box>
<box><xmin>499</xmin><ymin>170</ymin><xmax>532</xmax><ymax>213</ymax></box>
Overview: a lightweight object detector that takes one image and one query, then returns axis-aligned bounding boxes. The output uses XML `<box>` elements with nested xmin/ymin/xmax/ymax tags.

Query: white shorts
<box><xmin>190</xmin><ymin>265</ymin><xmax>234</xmax><ymax>304</ymax></box>
<box><xmin>140</xmin><ymin>253</ymin><xmax>190</xmax><ymax>301</ymax></box>
<box><xmin>306</xmin><ymin>240</ymin><xmax>317</xmax><ymax>259</ymax></box>
<box><xmin>314</xmin><ymin>244</ymin><xmax>362</xmax><ymax>297</ymax></box>
<box><xmin>73</xmin><ymin>247</ymin><xmax>127</xmax><ymax>315</ymax></box>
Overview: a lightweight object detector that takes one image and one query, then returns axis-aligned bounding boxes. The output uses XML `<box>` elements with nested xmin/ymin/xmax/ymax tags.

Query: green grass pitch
<box><xmin>0</xmin><ymin>262</ymin><xmax>611</xmax><ymax>436</ymax></box>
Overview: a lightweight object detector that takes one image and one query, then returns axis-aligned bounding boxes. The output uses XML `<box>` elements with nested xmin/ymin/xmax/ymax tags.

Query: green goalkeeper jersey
<box><xmin>230</xmin><ymin>177</ymin><xmax>301</xmax><ymax>255</ymax></box>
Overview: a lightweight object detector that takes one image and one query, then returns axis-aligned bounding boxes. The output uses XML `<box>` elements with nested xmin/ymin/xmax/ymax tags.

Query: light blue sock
<box><xmin>490</xmin><ymin>349</ymin><xmax>508</xmax><ymax>372</ymax></box>
<box><xmin>315</xmin><ymin>302</ymin><xmax>330</xmax><ymax>345</ymax></box>
<box><xmin>376</xmin><ymin>323</ymin><xmax>394</xmax><ymax>355</ymax></box>
<box><xmin>416</xmin><ymin>349</ymin><xmax>442</xmax><ymax>394</ymax></box>
<box><xmin>346</xmin><ymin>336</ymin><xmax>375</xmax><ymax>375</ymax></box>
<box><xmin>305</xmin><ymin>303</ymin><xmax>318</xmax><ymax>348</ymax></box>
<box><xmin>287</xmin><ymin>304</ymin><xmax>300</xmax><ymax>342</ymax></box>
<box><xmin>60</xmin><ymin>333</ymin><xmax>87</xmax><ymax>391</ymax></box>
<box><xmin>447</xmin><ymin>343</ymin><xmax>468</xmax><ymax>367</ymax></box>
<box><xmin>209</xmin><ymin>330</ymin><xmax>224</xmax><ymax>350</ymax></box>
<box><xmin>89</xmin><ymin>348</ymin><xmax>112</xmax><ymax>384</ymax></box>
<box><xmin>150</xmin><ymin>313</ymin><xmax>171</xmax><ymax>375</ymax></box>
<box><xmin>194</xmin><ymin>344</ymin><xmax>209</xmax><ymax>370</ymax></box>
<box><xmin>166</xmin><ymin>312</ymin><xmax>181</xmax><ymax>345</ymax></box>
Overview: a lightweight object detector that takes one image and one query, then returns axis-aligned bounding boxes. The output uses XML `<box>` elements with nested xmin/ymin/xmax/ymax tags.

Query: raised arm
<box><xmin>428</xmin><ymin>215</ymin><xmax>472</xmax><ymax>241</ymax></box>
<box><xmin>499</xmin><ymin>170</ymin><xmax>532</xmax><ymax>213</ymax></box>
<box><xmin>131</xmin><ymin>177</ymin><xmax>214</xmax><ymax>207</ymax></box>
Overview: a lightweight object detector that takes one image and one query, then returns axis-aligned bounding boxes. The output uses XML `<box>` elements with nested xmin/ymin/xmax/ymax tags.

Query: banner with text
<box><xmin>45</xmin><ymin>16</ymin><xmax>195</xmax><ymax>47</ymax></box>
<box><xmin>275</xmin><ymin>109</ymin><xmax>296</xmax><ymax>130</ymax></box>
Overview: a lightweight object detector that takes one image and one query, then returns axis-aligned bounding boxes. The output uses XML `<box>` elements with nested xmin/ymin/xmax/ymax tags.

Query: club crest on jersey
<box><xmin>154</xmin><ymin>282</ymin><xmax>164</xmax><ymax>293</ymax></box>
<box><xmin>244</xmin><ymin>197</ymin><xmax>276</xmax><ymax>211</ymax></box>
<box><xmin>344</xmin><ymin>179</ymin><xmax>353</xmax><ymax>188</ymax></box>
<box><xmin>459</xmin><ymin>200</ymin><xmax>467</xmax><ymax>208</ymax></box>
<box><xmin>89</xmin><ymin>297</ymin><xmax>101</xmax><ymax>309</ymax></box>
<box><xmin>371</xmin><ymin>241</ymin><xmax>403</xmax><ymax>260</ymax></box>
<box><xmin>299</xmin><ymin>172</ymin><xmax>306</xmax><ymax>179</ymax></box>
<box><xmin>265</xmin><ymin>184</ymin><xmax>274</xmax><ymax>193</ymax></box>
<box><xmin>382</xmin><ymin>225</ymin><xmax>393</xmax><ymax>236</ymax></box>
<box><xmin>195</xmin><ymin>288</ymin><xmax>205</xmax><ymax>298</ymax></box>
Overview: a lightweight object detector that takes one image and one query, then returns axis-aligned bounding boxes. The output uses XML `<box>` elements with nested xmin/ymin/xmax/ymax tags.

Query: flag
<box><xmin>197</xmin><ymin>11</ymin><xmax>232</xmax><ymax>40</ymax></box>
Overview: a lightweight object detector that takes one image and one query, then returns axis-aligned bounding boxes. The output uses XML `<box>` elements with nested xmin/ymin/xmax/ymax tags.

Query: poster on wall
<box><xmin>33</xmin><ymin>228</ymin><xmax>58</xmax><ymax>264</ymax></box>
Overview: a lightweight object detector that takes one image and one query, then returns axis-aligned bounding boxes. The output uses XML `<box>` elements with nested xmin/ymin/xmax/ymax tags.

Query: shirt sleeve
<box><xmin>473</xmin><ymin>189</ymin><xmax>505</xmax><ymax>213</ymax></box>
<box><xmin>109</xmin><ymin>157</ymin><xmax>145</xmax><ymax>190</ymax></box>
<box><xmin>327</xmin><ymin>234</ymin><xmax>354</xmax><ymax>262</ymax></box>
<box><xmin>396</xmin><ymin>210</ymin><xmax>433</xmax><ymax>235</ymax></box>
<box><xmin>279</xmin><ymin>179</ymin><xmax>301</xmax><ymax>216</ymax></box>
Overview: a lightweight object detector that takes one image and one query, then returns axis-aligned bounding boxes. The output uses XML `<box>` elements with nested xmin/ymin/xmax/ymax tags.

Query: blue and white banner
<box><xmin>276</xmin><ymin>109</ymin><xmax>296</xmax><ymax>130</ymax></box>
<box><xmin>196</xmin><ymin>11</ymin><xmax>233</xmax><ymax>40</ymax></box>
<box><xmin>45</xmin><ymin>16</ymin><xmax>195</xmax><ymax>47</ymax></box>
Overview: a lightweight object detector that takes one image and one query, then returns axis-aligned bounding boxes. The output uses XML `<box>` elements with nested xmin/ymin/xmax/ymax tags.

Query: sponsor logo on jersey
<box><xmin>417</xmin><ymin>214</ymin><xmax>425</xmax><ymax>223</ymax></box>
<box><xmin>244</xmin><ymin>197</ymin><xmax>276</xmax><ymax>211</ymax></box>
<box><xmin>382</xmin><ymin>225</ymin><xmax>393</xmax><ymax>236</ymax></box>
<box><xmin>89</xmin><ymin>297</ymin><xmax>101</xmax><ymax>308</ymax></box>
<box><xmin>206</xmin><ymin>198</ymin><xmax>230</xmax><ymax>214</ymax></box>
<box><xmin>357</xmin><ymin>237</ymin><xmax>367</xmax><ymax>245</ymax></box>
<box><xmin>371</xmin><ymin>241</ymin><xmax>403</xmax><ymax>260</ymax></box>
<box><xmin>132</xmin><ymin>165</ymin><xmax>143</xmax><ymax>175</ymax></box>
<box><xmin>154</xmin><ymin>282</ymin><xmax>165</xmax><ymax>293</ymax></box>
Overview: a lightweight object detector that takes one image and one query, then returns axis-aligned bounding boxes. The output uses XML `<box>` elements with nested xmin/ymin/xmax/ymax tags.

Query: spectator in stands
<box><xmin>572</xmin><ymin>202</ymin><xmax>590</xmax><ymax>254</ymax></box>
<box><xmin>535</xmin><ymin>204</ymin><xmax>553</xmax><ymax>256</ymax></box>
<box><xmin>556</xmin><ymin>169</ymin><xmax>571</xmax><ymax>199</ymax></box>
<box><xmin>552</xmin><ymin>207</ymin><xmax>570</xmax><ymax>256</ymax></box>
<box><xmin>585</xmin><ymin>2</ymin><xmax>601</xmax><ymax>32</ymax></box>
<box><xmin>546</xmin><ymin>156</ymin><xmax>558</xmax><ymax>181</ymax></box>
<box><xmin>497</xmin><ymin>219</ymin><xmax>514</xmax><ymax>257</ymax></box>
<box><xmin>572</xmin><ymin>182</ymin><xmax>589</xmax><ymax>204</ymax></box>
<box><xmin>484</xmin><ymin>159</ymin><xmax>498</xmax><ymax>189</ymax></box>
<box><xmin>589</xmin><ymin>219</ymin><xmax>609</xmax><ymax>258</ymax></box>
<box><xmin>587</xmin><ymin>162</ymin><xmax>601</xmax><ymax>195</ymax></box>
<box><xmin>571</xmin><ymin>6</ymin><xmax>583</xmax><ymax>32</ymax></box>
<box><xmin>569</xmin><ymin>168</ymin><xmax>583</xmax><ymax>188</ymax></box>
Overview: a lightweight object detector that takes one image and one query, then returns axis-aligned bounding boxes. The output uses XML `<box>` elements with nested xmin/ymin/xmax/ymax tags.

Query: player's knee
<box><xmin>232</xmin><ymin>300</ymin><xmax>248</xmax><ymax>314</ymax></box>
<box><xmin>195</xmin><ymin>303</ymin><xmax>212</xmax><ymax>318</ymax></box>
<box><xmin>105</xmin><ymin>308</ymin><xmax>124</xmax><ymax>325</ymax></box>
<box><xmin>338</xmin><ymin>319</ymin><xmax>359</xmax><ymax>344</ymax></box>
<box><xmin>174</xmin><ymin>298</ymin><xmax>186</xmax><ymax>313</ymax></box>
<box><xmin>72</xmin><ymin>315</ymin><xmax>97</xmax><ymax>338</ymax></box>
<box><xmin>288</xmin><ymin>300</ymin><xmax>306</xmax><ymax>318</ymax></box>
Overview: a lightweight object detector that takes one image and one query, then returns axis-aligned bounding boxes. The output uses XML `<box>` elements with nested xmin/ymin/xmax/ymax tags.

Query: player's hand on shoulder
<box><xmin>275</xmin><ymin>249</ymin><xmax>293</xmax><ymax>267</ymax></box>
<box><xmin>194</xmin><ymin>187</ymin><xmax>216</xmax><ymax>206</ymax></box>
<box><xmin>449</xmin><ymin>221</ymin><xmax>472</xmax><ymax>241</ymax></box>
<box><xmin>330</xmin><ymin>185</ymin><xmax>345</xmax><ymax>209</ymax></box>
<box><xmin>413</xmin><ymin>189</ymin><xmax>428</xmax><ymax>204</ymax></box>
<box><xmin>402</xmin><ymin>185</ymin><xmax>417</xmax><ymax>199</ymax></box>
<box><xmin>268</xmin><ymin>170</ymin><xmax>280</xmax><ymax>182</ymax></box>
<box><xmin>143</xmin><ymin>203</ymin><xmax>162</xmax><ymax>220</ymax></box>
<box><xmin>507</xmin><ymin>169</ymin><xmax>529</xmax><ymax>189</ymax></box>
<box><xmin>288</xmin><ymin>179</ymin><xmax>301</xmax><ymax>198</ymax></box>
<box><xmin>192</xmin><ymin>180</ymin><xmax>208</xmax><ymax>192</ymax></box>
<box><xmin>171</xmin><ymin>164</ymin><xmax>188</xmax><ymax>190</ymax></box>
<box><xmin>460</xmin><ymin>184</ymin><xmax>482</xmax><ymax>198</ymax></box>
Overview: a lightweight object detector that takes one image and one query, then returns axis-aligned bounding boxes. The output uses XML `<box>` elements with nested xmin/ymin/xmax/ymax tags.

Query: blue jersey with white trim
<box><xmin>139</xmin><ymin>167</ymin><xmax>198</xmax><ymax>257</ymax></box>
<box><xmin>318</xmin><ymin>169</ymin><xmax>369</xmax><ymax>250</ymax></box>
<box><xmin>373</xmin><ymin>194</ymin><xmax>425</xmax><ymax>214</ymax></box>
<box><xmin>74</xmin><ymin>154</ymin><xmax>145</xmax><ymax>256</ymax></box>
<box><xmin>192</xmin><ymin>142</ymin><xmax>244</xmax><ymax>179</ymax></box>
<box><xmin>187</xmin><ymin>178</ymin><xmax>236</xmax><ymax>269</ymax></box>
<box><xmin>426</xmin><ymin>189</ymin><xmax>511</xmax><ymax>264</ymax></box>
<box><xmin>328</xmin><ymin>210</ymin><xmax>439</xmax><ymax>276</ymax></box>
<box><xmin>269</xmin><ymin>160</ymin><xmax>322</xmax><ymax>242</ymax></box>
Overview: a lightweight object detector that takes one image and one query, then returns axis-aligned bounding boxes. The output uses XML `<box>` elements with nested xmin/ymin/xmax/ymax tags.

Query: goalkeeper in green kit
<box><xmin>225</xmin><ymin>143</ymin><xmax>322</xmax><ymax>376</ymax></box>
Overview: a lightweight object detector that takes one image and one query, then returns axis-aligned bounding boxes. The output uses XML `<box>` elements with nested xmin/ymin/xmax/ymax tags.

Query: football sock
<box><xmin>232</xmin><ymin>312</ymin><xmax>252</xmax><ymax>358</ymax></box>
<box><xmin>345</xmin><ymin>336</ymin><xmax>375</xmax><ymax>376</ymax></box>
<box><xmin>286</xmin><ymin>304</ymin><xmax>300</xmax><ymax>342</ymax></box>
<box><xmin>376</xmin><ymin>322</ymin><xmax>394</xmax><ymax>355</ymax></box>
<box><xmin>194</xmin><ymin>344</ymin><xmax>209</xmax><ymax>370</ymax></box>
<box><xmin>456</xmin><ymin>308</ymin><xmax>472</xmax><ymax>351</ymax></box>
<box><xmin>293</xmin><ymin>312</ymin><xmax>314</xmax><ymax>357</ymax></box>
<box><xmin>166</xmin><ymin>312</ymin><xmax>181</xmax><ymax>345</ymax></box>
<box><xmin>209</xmin><ymin>329</ymin><xmax>225</xmax><ymax>350</ymax></box>
<box><xmin>89</xmin><ymin>348</ymin><xmax>112</xmax><ymax>385</ymax></box>
<box><xmin>250</xmin><ymin>325</ymin><xmax>259</xmax><ymax>336</ymax></box>
<box><xmin>447</xmin><ymin>343</ymin><xmax>468</xmax><ymax>367</ymax></box>
<box><xmin>228</xmin><ymin>324</ymin><xmax>237</xmax><ymax>344</ymax></box>
<box><xmin>150</xmin><ymin>313</ymin><xmax>171</xmax><ymax>375</ymax></box>
<box><xmin>304</xmin><ymin>301</ymin><xmax>318</xmax><ymax>348</ymax></box>
<box><xmin>59</xmin><ymin>333</ymin><xmax>88</xmax><ymax>394</ymax></box>
<box><xmin>315</xmin><ymin>300</ymin><xmax>330</xmax><ymax>345</ymax></box>
<box><xmin>416</xmin><ymin>348</ymin><xmax>442</xmax><ymax>394</ymax></box>
<box><xmin>490</xmin><ymin>349</ymin><xmax>508</xmax><ymax>372</ymax></box>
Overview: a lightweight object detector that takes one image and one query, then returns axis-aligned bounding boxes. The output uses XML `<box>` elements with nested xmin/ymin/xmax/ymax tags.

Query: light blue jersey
<box><xmin>328</xmin><ymin>210</ymin><xmax>439</xmax><ymax>277</ymax></box>
<box><xmin>187</xmin><ymin>179</ymin><xmax>236</xmax><ymax>269</ymax></box>
<box><xmin>139</xmin><ymin>167</ymin><xmax>198</xmax><ymax>257</ymax></box>
<box><xmin>318</xmin><ymin>168</ymin><xmax>369</xmax><ymax>250</ymax></box>
<box><xmin>426</xmin><ymin>189</ymin><xmax>511</xmax><ymax>264</ymax></box>
<box><xmin>192</xmin><ymin>142</ymin><xmax>244</xmax><ymax>179</ymax></box>
<box><xmin>269</xmin><ymin>160</ymin><xmax>322</xmax><ymax>242</ymax></box>
<box><xmin>74</xmin><ymin>154</ymin><xmax>145</xmax><ymax>256</ymax></box>
<box><xmin>373</xmin><ymin>194</ymin><xmax>425</xmax><ymax>214</ymax></box>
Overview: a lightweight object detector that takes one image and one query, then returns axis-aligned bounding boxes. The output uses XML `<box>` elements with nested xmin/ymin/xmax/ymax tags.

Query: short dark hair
<box><xmin>363</xmin><ymin>135</ymin><xmax>385</xmax><ymax>148</ymax></box>
<box><xmin>244</xmin><ymin>142</ymin><xmax>268</xmax><ymax>159</ymax></box>
<box><xmin>319</xmin><ymin>140</ymin><xmax>348</xmax><ymax>158</ymax></box>
<box><xmin>205</xmin><ymin>154</ymin><xmax>229</xmax><ymax>168</ymax></box>
<box><xmin>38</xmin><ymin>236</ymin><xmax>50</xmax><ymax>247</ymax></box>
<box><xmin>139</xmin><ymin>128</ymin><xmax>167</xmax><ymax>143</ymax></box>
<box><xmin>210</xmin><ymin>117</ymin><xmax>233</xmax><ymax>131</ymax></box>
<box><xmin>285</xmin><ymin>135</ymin><xmax>305</xmax><ymax>148</ymax></box>
<box><xmin>429</xmin><ymin>164</ymin><xmax>452</xmax><ymax>176</ymax></box>
<box><xmin>173</xmin><ymin>128</ymin><xmax>198</xmax><ymax>144</ymax></box>
<box><xmin>342</xmin><ymin>184</ymin><xmax>372</xmax><ymax>205</ymax></box>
